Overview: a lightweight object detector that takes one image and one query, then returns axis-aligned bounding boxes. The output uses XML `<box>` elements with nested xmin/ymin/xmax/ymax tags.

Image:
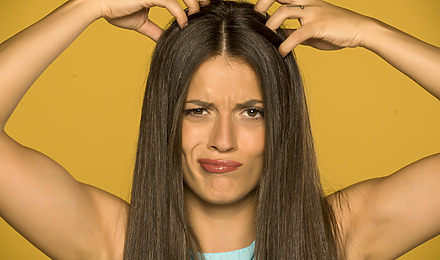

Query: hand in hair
<box><xmin>255</xmin><ymin>0</ymin><xmax>440</xmax><ymax>100</ymax></box>
<box><xmin>254</xmin><ymin>0</ymin><xmax>374</xmax><ymax>56</ymax></box>
<box><xmin>99</xmin><ymin>0</ymin><xmax>199</xmax><ymax>41</ymax></box>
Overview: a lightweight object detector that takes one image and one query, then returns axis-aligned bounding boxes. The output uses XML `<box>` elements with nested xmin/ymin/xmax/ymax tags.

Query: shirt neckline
<box><xmin>202</xmin><ymin>240</ymin><xmax>255</xmax><ymax>259</ymax></box>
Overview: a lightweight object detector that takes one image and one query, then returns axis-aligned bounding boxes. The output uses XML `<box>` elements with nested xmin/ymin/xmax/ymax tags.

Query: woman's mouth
<box><xmin>197</xmin><ymin>158</ymin><xmax>243</xmax><ymax>173</ymax></box>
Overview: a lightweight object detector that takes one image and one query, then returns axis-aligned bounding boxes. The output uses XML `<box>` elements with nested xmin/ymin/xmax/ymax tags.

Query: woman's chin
<box><xmin>184</xmin><ymin>184</ymin><xmax>257</xmax><ymax>206</ymax></box>
<box><xmin>203</xmin><ymin>193</ymin><xmax>243</xmax><ymax>205</ymax></box>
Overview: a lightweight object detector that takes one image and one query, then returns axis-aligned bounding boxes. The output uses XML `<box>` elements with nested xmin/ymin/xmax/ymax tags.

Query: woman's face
<box><xmin>182</xmin><ymin>56</ymin><xmax>265</xmax><ymax>205</ymax></box>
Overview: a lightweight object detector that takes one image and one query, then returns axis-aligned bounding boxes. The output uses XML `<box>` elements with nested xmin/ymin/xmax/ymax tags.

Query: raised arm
<box><xmin>0</xmin><ymin>0</ymin><xmax>192</xmax><ymax>258</ymax></box>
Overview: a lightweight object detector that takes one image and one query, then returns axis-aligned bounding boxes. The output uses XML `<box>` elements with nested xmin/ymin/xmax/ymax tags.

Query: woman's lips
<box><xmin>197</xmin><ymin>158</ymin><xmax>243</xmax><ymax>173</ymax></box>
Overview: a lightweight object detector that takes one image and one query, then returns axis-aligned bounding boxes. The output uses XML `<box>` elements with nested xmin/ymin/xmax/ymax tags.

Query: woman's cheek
<box><xmin>240</xmin><ymin>123</ymin><xmax>265</xmax><ymax>152</ymax></box>
<box><xmin>182</xmin><ymin>121</ymin><xmax>210</xmax><ymax>152</ymax></box>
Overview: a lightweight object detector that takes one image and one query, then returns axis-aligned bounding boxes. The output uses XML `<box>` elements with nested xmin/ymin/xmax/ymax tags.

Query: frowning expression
<box><xmin>182</xmin><ymin>56</ymin><xmax>265</xmax><ymax>205</ymax></box>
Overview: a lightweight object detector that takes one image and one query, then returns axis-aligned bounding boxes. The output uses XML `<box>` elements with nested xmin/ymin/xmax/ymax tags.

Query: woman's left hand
<box><xmin>255</xmin><ymin>0</ymin><xmax>374</xmax><ymax>57</ymax></box>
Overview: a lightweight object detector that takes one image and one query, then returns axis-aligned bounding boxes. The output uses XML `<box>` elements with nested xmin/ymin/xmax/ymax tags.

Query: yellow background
<box><xmin>1</xmin><ymin>0</ymin><xmax>439</xmax><ymax>258</ymax></box>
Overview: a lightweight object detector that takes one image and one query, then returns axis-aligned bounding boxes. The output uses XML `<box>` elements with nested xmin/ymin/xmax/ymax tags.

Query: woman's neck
<box><xmin>184</xmin><ymin>186</ymin><xmax>257</xmax><ymax>253</ymax></box>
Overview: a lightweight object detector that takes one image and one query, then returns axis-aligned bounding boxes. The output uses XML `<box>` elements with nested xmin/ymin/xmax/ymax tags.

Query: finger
<box><xmin>147</xmin><ymin>0</ymin><xmax>188</xmax><ymax>28</ymax></box>
<box><xmin>254</xmin><ymin>0</ymin><xmax>275</xmax><ymax>15</ymax></box>
<box><xmin>285</xmin><ymin>29</ymin><xmax>310</xmax><ymax>46</ymax></box>
<box><xmin>266</xmin><ymin>4</ymin><xmax>307</xmax><ymax>31</ymax></box>
<box><xmin>182</xmin><ymin>0</ymin><xmax>200</xmax><ymax>15</ymax></box>
<box><xmin>136</xmin><ymin>18</ymin><xmax>164</xmax><ymax>42</ymax></box>
<box><xmin>279</xmin><ymin>24</ymin><xmax>316</xmax><ymax>57</ymax></box>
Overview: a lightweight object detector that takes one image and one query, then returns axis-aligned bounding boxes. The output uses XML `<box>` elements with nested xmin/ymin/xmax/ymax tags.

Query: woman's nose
<box><xmin>208</xmin><ymin>115</ymin><xmax>237</xmax><ymax>153</ymax></box>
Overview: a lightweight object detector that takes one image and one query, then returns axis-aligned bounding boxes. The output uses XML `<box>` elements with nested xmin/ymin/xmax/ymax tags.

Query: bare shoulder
<box><xmin>327</xmin><ymin>153</ymin><xmax>440</xmax><ymax>259</ymax></box>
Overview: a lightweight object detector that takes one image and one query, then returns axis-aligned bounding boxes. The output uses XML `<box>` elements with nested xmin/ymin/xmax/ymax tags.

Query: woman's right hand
<box><xmin>96</xmin><ymin>0</ymin><xmax>200</xmax><ymax>41</ymax></box>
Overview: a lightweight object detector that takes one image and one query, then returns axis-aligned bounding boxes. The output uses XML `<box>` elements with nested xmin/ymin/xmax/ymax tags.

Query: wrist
<box><xmin>69</xmin><ymin>0</ymin><xmax>105</xmax><ymax>21</ymax></box>
<box><xmin>358</xmin><ymin>17</ymin><xmax>392</xmax><ymax>52</ymax></box>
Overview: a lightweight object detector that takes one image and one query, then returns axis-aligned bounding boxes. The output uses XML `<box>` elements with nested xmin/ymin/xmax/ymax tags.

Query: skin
<box><xmin>0</xmin><ymin>0</ymin><xmax>439</xmax><ymax>259</ymax></box>
<box><xmin>182</xmin><ymin>56</ymin><xmax>264</xmax><ymax>252</ymax></box>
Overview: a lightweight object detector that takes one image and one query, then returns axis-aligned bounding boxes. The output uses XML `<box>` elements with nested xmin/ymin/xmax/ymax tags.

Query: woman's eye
<box><xmin>192</xmin><ymin>108</ymin><xmax>204</xmax><ymax>115</ymax></box>
<box><xmin>242</xmin><ymin>108</ymin><xmax>264</xmax><ymax>119</ymax></box>
<box><xmin>184</xmin><ymin>108</ymin><xmax>208</xmax><ymax>117</ymax></box>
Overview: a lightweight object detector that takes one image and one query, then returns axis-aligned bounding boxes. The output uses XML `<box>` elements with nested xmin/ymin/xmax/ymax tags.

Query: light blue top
<box><xmin>192</xmin><ymin>240</ymin><xmax>255</xmax><ymax>260</ymax></box>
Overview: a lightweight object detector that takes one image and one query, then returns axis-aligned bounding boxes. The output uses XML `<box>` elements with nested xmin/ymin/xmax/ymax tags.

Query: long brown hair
<box><xmin>124</xmin><ymin>0</ymin><xmax>343</xmax><ymax>259</ymax></box>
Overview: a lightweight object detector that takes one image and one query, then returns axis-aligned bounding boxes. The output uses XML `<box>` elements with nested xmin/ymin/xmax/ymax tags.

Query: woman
<box><xmin>0</xmin><ymin>0</ymin><xmax>439</xmax><ymax>259</ymax></box>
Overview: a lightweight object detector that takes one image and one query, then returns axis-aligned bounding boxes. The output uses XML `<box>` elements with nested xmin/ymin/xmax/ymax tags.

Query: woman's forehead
<box><xmin>186</xmin><ymin>56</ymin><xmax>263</xmax><ymax>102</ymax></box>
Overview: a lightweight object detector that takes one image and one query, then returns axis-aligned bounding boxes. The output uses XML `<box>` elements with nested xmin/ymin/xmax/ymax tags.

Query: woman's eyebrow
<box><xmin>185</xmin><ymin>99</ymin><xmax>214</xmax><ymax>107</ymax></box>
<box><xmin>185</xmin><ymin>99</ymin><xmax>263</xmax><ymax>108</ymax></box>
<box><xmin>236</xmin><ymin>99</ymin><xmax>264</xmax><ymax>109</ymax></box>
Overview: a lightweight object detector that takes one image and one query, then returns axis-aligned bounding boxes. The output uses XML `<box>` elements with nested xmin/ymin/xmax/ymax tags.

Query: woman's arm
<box><xmin>0</xmin><ymin>2</ymin><xmax>115</xmax><ymax>258</ymax></box>
<box><xmin>0</xmin><ymin>0</ymin><xmax>191</xmax><ymax>258</ymax></box>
